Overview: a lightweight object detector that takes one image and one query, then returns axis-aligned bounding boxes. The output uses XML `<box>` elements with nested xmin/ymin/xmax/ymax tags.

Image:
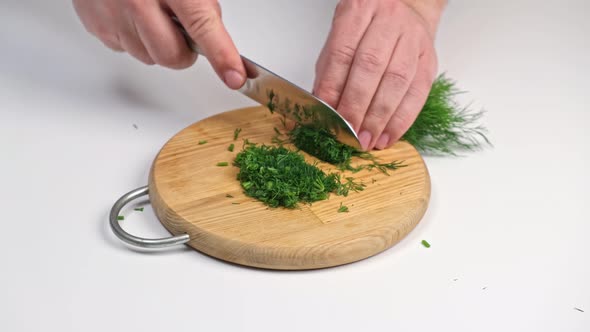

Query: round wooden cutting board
<box><xmin>149</xmin><ymin>106</ymin><xmax>430</xmax><ymax>270</ymax></box>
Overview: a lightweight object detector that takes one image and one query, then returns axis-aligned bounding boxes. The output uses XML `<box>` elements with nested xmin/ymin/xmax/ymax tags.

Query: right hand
<box><xmin>72</xmin><ymin>0</ymin><xmax>246</xmax><ymax>89</ymax></box>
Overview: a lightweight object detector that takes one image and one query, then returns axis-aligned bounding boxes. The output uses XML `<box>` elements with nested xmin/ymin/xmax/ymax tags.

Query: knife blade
<box><xmin>174</xmin><ymin>21</ymin><xmax>362</xmax><ymax>150</ymax></box>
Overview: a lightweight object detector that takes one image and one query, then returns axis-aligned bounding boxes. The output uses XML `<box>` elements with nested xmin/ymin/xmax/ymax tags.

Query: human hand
<box><xmin>313</xmin><ymin>0</ymin><xmax>446</xmax><ymax>150</ymax></box>
<box><xmin>72</xmin><ymin>0</ymin><xmax>246</xmax><ymax>89</ymax></box>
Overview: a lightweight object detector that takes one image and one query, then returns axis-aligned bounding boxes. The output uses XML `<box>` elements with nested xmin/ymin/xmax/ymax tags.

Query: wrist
<box><xmin>399</xmin><ymin>0</ymin><xmax>447</xmax><ymax>37</ymax></box>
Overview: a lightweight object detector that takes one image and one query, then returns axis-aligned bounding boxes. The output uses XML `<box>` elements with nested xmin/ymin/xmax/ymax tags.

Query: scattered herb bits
<box><xmin>134</xmin><ymin>207</ymin><xmax>144</xmax><ymax>212</ymax></box>
<box><xmin>216</xmin><ymin>162</ymin><xmax>229</xmax><ymax>167</ymax></box>
<box><xmin>226</xmin><ymin>194</ymin><xmax>233</xmax><ymax>198</ymax></box>
<box><xmin>337</xmin><ymin>203</ymin><xmax>349</xmax><ymax>213</ymax></box>
<box><xmin>228</xmin><ymin>143</ymin><xmax>235</xmax><ymax>152</ymax></box>
<box><xmin>233</xmin><ymin>128</ymin><xmax>242</xmax><ymax>140</ymax></box>
<box><xmin>421</xmin><ymin>240</ymin><xmax>431</xmax><ymax>248</ymax></box>
<box><xmin>117</xmin><ymin>215</ymin><xmax>124</xmax><ymax>221</ymax></box>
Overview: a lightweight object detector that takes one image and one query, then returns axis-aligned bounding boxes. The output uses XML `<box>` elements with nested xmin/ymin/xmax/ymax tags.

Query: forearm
<box><xmin>400</xmin><ymin>0</ymin><xmax>447</xmax><ymax>37</ymax></box>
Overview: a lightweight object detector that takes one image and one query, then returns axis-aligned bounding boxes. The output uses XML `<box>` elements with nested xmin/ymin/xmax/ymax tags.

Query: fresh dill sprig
<box><xmin>402</xmin><ymin>74</ymin><xmax>491</xmax><ymax>155</ymax></box>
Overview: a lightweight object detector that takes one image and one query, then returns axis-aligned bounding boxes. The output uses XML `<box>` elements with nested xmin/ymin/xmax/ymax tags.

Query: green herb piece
<box><xmin>226</xmin><ymin>194</ymin><xmax>233</xmax><ymax>198</ymax></box>
<box><xmin>289</xmin><ymin>124</ymin><xmax>356</xmax><ymax>165</ymax></box>
<box><xmin>335</xmin><ymin>176</ymin><xmax>365</xmax><ymax>197</ymax></box>
<box><xmin>234</xmin><ymin>143</ymin><xmax>346</xmax><ymax>208</ymax></box>
<box><xmin>402</xmin><ymin>74</ymin><xmax>491</xmax><ymax>155</ymax></box>
<box><xmin>216</xmin><ymin>162</ymin><xmax>229</xmax><ymax>167</ymax></box>
<box><xmin>198</xmin><ymin>140</ymin><xmax>207</xmax><ymax>145</ymax></box>
<box><xmin>365</xmin><ymin>160</ymin><xmax>407</xmax><ymax>175</ymax></box>
<box><xmin>287</xmin><ymin>124</ymin><xmax>405</xmax><ymax>175</ymax></box>
<box><xmin>117</xmin><ymin>215</ymin><xmax>124</xmax><ymax>221</ymax></box>
<box><xmin>134</xmin><ymin>207</ymin><xmax>144</xmax><ymax>212</ymax></box>
<box><xmin>337</xmin><ymin>203</ymin><xmax>349</xmax><ymax>213</ymax></box>
<box><xmin>421</xmin><ymin>240</ymin><xmax>431</xmax><ymax>248</ymax></box>
<box><xmin>228</xmin><ymin>143</ymin><xmax>235</xmax><ymax>152</ymax></box>
<box><xmin>233</xmin><ymin>128</ymin><xmax>242</xmax><ymax>140</ymax></box>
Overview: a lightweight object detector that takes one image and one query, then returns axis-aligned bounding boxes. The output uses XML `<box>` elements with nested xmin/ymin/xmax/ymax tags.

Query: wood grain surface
<box><xmin>149</xmin><ymin>106</ymin><xmax>430</xmax><ymax>270</ymax></box>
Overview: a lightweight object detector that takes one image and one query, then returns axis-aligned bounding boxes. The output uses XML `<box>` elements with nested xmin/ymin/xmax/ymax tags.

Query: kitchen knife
<box><xmin>174</xmin><ymin>21</ymin><xmax>362</xmax><ymax>149</ymax></box>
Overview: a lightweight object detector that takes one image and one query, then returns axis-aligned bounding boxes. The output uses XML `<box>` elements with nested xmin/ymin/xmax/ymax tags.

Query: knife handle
<box><xmin>171</xmin><ymin>16</ymin><xmax>205</xmax><ymax>56</ymax></box>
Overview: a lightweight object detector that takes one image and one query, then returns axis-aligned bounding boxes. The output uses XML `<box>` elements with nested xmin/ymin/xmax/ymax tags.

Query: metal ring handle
<box><xmin>109</xmin><ymin>186</ymin><xmax>190</xmax><ymax>250</ymax></box>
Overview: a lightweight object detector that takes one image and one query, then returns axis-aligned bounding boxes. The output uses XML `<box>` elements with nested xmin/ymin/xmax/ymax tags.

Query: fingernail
<box><xmin>375</xmin><ymin>133</ymin><xmax>390</xmax><ymax>150</ymax></box>
<box><xmin>358</xmin><ymin>130</ymin><xmax>372</xmax><ymax>151</ymax></box>
<box><xmin>223</xmin><ymin>70</ymin><xmax>245</xmax><ymax>89</ymax></box>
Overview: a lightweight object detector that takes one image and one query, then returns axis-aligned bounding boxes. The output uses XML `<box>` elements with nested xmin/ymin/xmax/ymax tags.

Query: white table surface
<box><xmin>1</xmin><ymin>1</ymin><xmax>589</xmax><ymax>331</ymax></box>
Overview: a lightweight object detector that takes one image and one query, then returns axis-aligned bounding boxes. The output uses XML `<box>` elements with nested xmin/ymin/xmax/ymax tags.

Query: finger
<box><xmin>170</xmin><ymin>0</ymin><xmax>245</xmax><ymax>89</ymax></box>
<box><xmin>119</xmin><ymin>7</ymin><xmax>155</xmax><ymax>65</ymax></box>
<box><xmin>359</xmin><ymin>34</ymin><xmax>419</xmax><ymax>150</ymax></box>
<box><xmin>101</xmin><ymin>34</ymin><xmax>124</xmax><ymax>52</ymax></box>
<box><xmin>335</xmin><ymin>12</ymin><xmax>402</xmax><ymax>150</ymax></box>
<box><xmin>378</xmin><ymin>49</ymin><xmax>437</xmax><ymax>149</ymax></box>
<box><xmin>133</xmin><ymin>1</ymin><xmax>197</xmax><ymax>69</ymax></box>
<box><xmin>313</xmin><ymin>0</ymin><xmax>374</xmax><ymax>108</ymax></box>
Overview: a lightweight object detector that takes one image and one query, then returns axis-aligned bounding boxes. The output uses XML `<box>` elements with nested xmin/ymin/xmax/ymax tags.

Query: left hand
<box><xmin>313</xmin><ymin>0</ymin><xmax>445</xmax><ymax>150</ymax></box>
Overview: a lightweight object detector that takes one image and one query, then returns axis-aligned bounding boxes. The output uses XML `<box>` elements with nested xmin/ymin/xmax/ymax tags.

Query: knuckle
<box><xmin>381</xmin><ymin>0</ymin><xmax>401</xmax><ymax>15</ymax></box>
<box><xmin>125</xmin><ymin>0</ymin><xmax>145</xmax><ymax>16</ymax></box>
<box><xmin>405</xmin><ymin>84</ymin><xmax>427</xmax><ymax>99</ymax></box>
<box><xmin>184</xmin><ymin>9</ymin><xmax>220</xmax><ymax>40</ymax></box>
<box><xmin>154</xmin><ymin>47</ymin><xmax>193</xmax><ymax>69</ymax></box>
<box><xmin>342</xmin><ymin>0</ymin><xmax>371</xmax><ymax>10</ymax></box>
<box><xmin>383</xmin><ymin>66</ymin><xmax>413</xmax><ymax>89</ymax></box>
<box><xmin>315</xmin><ymin>83</ymin><xmax>342</xmax><ymax>108</ymax></box>
<box><xmin>327</xmin><ymin>45</ymin><xmax>356</xmax><ymax>67</ymax></box>
<box><xmin>337</xmin><ymin>99</ymin><xmax>364</xmax><ymax>127</ymax></box>
<box><xmin>355</xmin><ymin>49</ymin><xmax>385</xmax><ymax>73</ymax></box>
<box><xmin>366</xmin><ymin>103</ymin><xmax>393</xmax><ymax>123</ymax></box>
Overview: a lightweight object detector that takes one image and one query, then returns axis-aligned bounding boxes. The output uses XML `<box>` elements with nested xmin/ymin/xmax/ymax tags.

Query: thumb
<box><xmin>171</xmin><ymin>0</ymin><xmax>245</xmax><ymax>89</ymax></box>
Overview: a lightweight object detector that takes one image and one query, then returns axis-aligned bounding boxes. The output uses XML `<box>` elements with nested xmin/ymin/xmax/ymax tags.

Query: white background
<box><xmin>1</xmin><ymin>0</ymin><xmax>589</xmax><ymax>331</ymax></box>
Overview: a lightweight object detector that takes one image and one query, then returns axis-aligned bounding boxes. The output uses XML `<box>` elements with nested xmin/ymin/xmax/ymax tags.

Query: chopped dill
<box><xmin>288</xmin><ymin>123</ymin><xmax>405</xmax><ymax>174</ymax></box>
<box><xmin>226</xmin><ymin>194</ymin><xmax>233</xmax><ymax>198</ymax></box>
<box><xmin>198</xmin><ymin>140</ymin><xmax>207</xmax><ymax>145</ymax></box>
<box><xmin>216</xmin><ymin>162</ymin><xmax>229</xmax><ymax>167</ymax></box>
<box><xmin>337</xmin><ymin>203</ymin><xmax>349</xmax><ymax>213</ymax></box>
<box><xmin>233</xmin><ymin>142</ymin><xmax>363</xmax><ymax>208</ymax></box>
<box><xmin>228</xmin><ymin>143</ymin><xmax>235</xmax><ymax>152</ymax></box>
<box><xmin>233</xmin><ymin>128</ymin><xmax>242</xmax><ymax>140</ymax></box>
